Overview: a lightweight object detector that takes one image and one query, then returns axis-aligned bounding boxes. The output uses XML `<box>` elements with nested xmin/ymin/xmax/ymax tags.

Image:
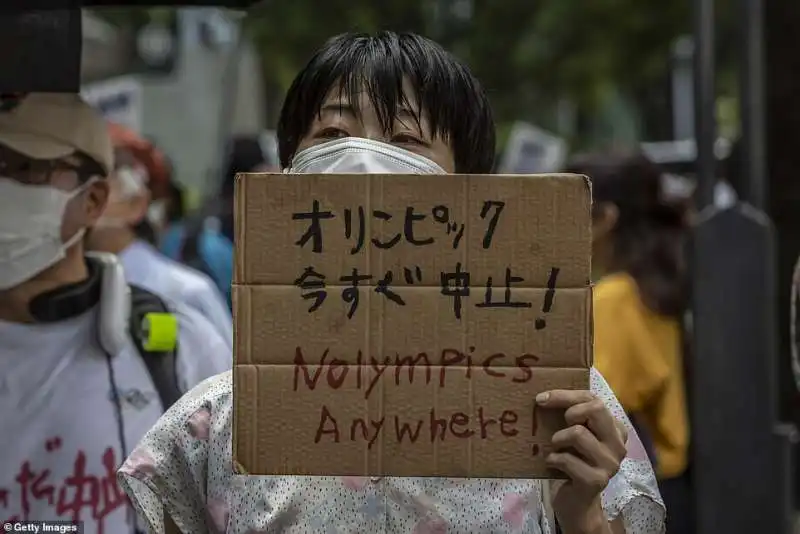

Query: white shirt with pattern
<box><xmin>118</xmin><ymin>368</ymin><xmax>665</xmax><ymax>533</ymax></box>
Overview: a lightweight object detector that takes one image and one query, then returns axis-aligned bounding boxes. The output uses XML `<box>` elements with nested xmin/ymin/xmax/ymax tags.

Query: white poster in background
<box><xmin>498</xmin><ymin>121</ymin><xmax>567</xmax><ymax>174</ymax></box>
<box><xmin>81</xmin><ymin>76</ymin><xmax>143</xmax><ymax>133</ymax></box>
<box><xmin>258</xmin><ymin>130</ymin><xmax>278</xmax><ymax>165</ymax></box>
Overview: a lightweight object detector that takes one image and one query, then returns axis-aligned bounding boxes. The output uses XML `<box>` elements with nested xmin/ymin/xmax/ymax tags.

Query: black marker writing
<box><xmin>339</xmin><ymin>268</ymin><xmax>372</xmax><ymax>318</ymax></box>
<box><xmin>403</xmin><ymin>207</ymin><xmax>434</xmax><ymax>246</ymax></box>
<box><xmin>371</xmin><ymin>210</ymin><xmax>402</xmax><ymax>249</ymax></box>
<box><xmin>343</xmin><ymin>206</ymin><xmax>366</xmax><ymax>254</ymax></box>
<box><xmin>476</xmin><ymin>268</ymin><xmax>532</xmax><ymax>309</ymax></box>
<box><xmin>534</xmin><ymin>267</ymin><xmax>560</xmax><ymax>330</ymax></box>
<box><xmin>432</xmin><ymin>205</ymin><xmax>465</xmax><ymax>249</ymax></box>
<box><xmin>293</xmin><ymin>200</ymin><xmax>334</xmax><ymax>253</ymax></box>
<box><xmin>295</xmin><ymin>267</ymin><xmax>327</xmax><ymax>312</ymax></box>
<box><xmin>479</xmin><ymin>200</ymin><xmax>506</xmax><ymax>249</ymax></box>
<box><xmin>440</xmin><ymin>262</ymin><xmax>471</xmax><ymax>319</ymax></box>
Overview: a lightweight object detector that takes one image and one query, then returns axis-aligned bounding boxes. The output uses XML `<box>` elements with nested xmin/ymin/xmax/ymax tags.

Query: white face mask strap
<box><xmin>63</xmin><ymin>227</ymin><xmax>87</xmax><ymax>249</ymax></box>
<box><xmin>63</xmin><ymin>177</ymin><xmax>99</xmax><ymax>242</ymax></box>
<box><xmin>73</xmin><ymin>176</ymin><xmax>98</xmax><ymax>197</ymax></box>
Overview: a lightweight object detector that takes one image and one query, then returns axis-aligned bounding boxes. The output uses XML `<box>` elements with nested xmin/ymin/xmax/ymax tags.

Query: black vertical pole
<box><xmin>740</xmin><ymin>0</ymin><xmax>767</xmax><ymax>210</ymax></box>
<box><xmin>739</xmin><ymin>0</ymin><xmax>797</xmax><ymax>529</ymax></box>
<box><xmin>693</xmin><ymin>0</ymin><xmax>715</xmax><ymax>209</ymax></box>
<box><xmin>691</xmin><ymin>0</ymin><xmax>796</xmax><ymax>530</ymax></box>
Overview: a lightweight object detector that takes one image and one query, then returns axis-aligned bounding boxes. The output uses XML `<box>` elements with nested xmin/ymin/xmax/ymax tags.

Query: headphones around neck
<box><xmin>28</xmin><ymin>257</ymin><xmax>103</xmax><ymax>322</ymax></box>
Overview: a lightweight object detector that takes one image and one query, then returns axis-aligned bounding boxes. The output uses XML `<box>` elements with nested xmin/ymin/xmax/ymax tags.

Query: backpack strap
<box><xmin>128</xmin><ymin>284</ymin><xmax>183</xmax><ymax>410</ymax></box>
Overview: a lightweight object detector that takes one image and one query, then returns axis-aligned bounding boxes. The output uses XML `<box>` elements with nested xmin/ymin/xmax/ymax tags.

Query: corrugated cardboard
<box><xmin>233</xmin><ymin>173</ymin><xmax>592</xmax><ymax>479</ymax></box>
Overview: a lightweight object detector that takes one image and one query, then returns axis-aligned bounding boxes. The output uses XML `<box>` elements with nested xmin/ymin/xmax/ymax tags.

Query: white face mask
<box><xmin>286</xmin><ymin>137</ymin><xmax>446</xmax><ymax>175</ymax></box>
<box><xmin>0</xmin><ymin>178</ymin><xmax>91</xmax><ymax>290</ymax></box>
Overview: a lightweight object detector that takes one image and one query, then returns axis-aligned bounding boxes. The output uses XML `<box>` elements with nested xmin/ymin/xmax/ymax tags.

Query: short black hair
<box><xmin>277</xmin><ymin>31</ymin><xmax>495</xmax><ymax>174</ymax></box>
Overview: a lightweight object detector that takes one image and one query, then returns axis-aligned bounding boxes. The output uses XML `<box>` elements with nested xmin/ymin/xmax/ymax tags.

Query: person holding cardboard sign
<box><xmin>118</xmin><ymin>32</ymin><xmax>664</xmax><ymax>534</ymax></box>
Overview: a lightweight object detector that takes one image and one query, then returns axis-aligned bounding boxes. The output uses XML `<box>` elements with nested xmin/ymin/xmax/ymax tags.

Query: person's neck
<box><xmin>0</xmin><ymin>251</ymin><xmax>89</xmax><ymax>324</ymax></box>
<box><xmin>89</xmin><ymin>227</ymin><xmax>137</xmax><ymax>255</ymax></box>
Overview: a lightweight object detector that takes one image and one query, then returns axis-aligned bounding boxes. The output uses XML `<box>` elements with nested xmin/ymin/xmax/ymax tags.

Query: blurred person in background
<box><xmin>86</xmin><ymin>122</ymin><xmax>233</xmax><ymax>347</ymax></box>
<box><xmin>0</xmin><ymin>93</ymin><xmax>231</xmax><ymax>533</ymax></box>
<box><xmin>140</xmin><ymin>148</ymin><xmax>174</xmax><ymax>239</ymax></box>
<box><xmin>118</xmin><ymin>32</ymin><xmax>664</xmax><ymax>534</ymax></box>
<box><xmin>163</xmin><ymin>178</ymin><xmax>186</xmax><ymax>229</ymax></box>
<box><xmin>159</xmin><ymin>187</ymin><xmax>235</xmax><ymax>306</ymax></box>
<box><xmin>218</xmin><ymin>133</ymin><xmax>280</xmax><ymax>241</ymax></box>
<box><xmin>564</xmin><ymin>152</ymin><xmax>692</xmax><ymax>534</ymax></box>
<box><xmin>160</xmin><ymin>133</ymin><xmax>277</xmax><ymax>306</ymax></box>
<box><xmin>154</xmin><ymin>134</ymin><xmax>278</xmax><ymax>307</ymax></box>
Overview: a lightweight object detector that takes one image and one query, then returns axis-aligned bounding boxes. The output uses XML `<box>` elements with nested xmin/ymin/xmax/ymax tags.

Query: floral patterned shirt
<box><xmin>118</xmin><ymin>368</ymin><xmax>665</xmax><ymax>533</ymax></box>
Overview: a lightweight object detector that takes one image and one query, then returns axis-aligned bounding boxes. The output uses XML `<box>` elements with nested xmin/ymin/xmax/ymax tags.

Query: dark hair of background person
<box><xmin>276</xmin><ymin>31</ymin><xmax>496</xmax><ymax>174</ymax></box>
<box><xmin>564</xmin><ymin>152</ymin><xmax>690</xmax><ymax>317</ymax></box>
<box><xmin>133</xmin><ymin>220</ymin><xmax>157</xmax><ymax>244</ymax></box>
<box><xmin>220</xmin><ymin>135</ymin><xmax>274</xmax><ymax>200</ymax></box>
<box><xmin>217</xmin><ymin>135</ymin><xmax>274</xmax><ymax>241</ymax></box>
<box><xmin>166</xmin><ymin>180</ymin><xmax>185</xmax><ymax>223</ymax></box>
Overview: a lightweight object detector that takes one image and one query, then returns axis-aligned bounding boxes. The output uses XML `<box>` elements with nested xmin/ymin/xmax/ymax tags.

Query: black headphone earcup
<box><xmin>29</xmin><ymin>258</ymin><xmax>103</xmax><ymax>322</ymax></box>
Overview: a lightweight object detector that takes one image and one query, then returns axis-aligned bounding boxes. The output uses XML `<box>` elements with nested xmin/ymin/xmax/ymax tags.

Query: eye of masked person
<box><xmin>310</xmin><ymin>105</ymin><xmax>431</xmax><ymax>151</ymax></box>
<box><xmin>0</xmin><ymin>150</ymin><xmax>93</xmax><ymax>186</ymax></box>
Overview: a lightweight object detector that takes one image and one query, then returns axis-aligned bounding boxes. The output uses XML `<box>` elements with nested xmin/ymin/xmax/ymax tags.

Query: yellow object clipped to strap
<box><xmin>141</xmin><ymin>312</ymin><xmax>179</xmax><ymax>352</ymax></box>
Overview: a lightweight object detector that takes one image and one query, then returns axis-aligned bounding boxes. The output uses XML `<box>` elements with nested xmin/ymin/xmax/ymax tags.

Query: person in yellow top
<box><xmin>564</xmin><ymin>152</ymin><xmax>692</xmax><ymax>534</ymax></box>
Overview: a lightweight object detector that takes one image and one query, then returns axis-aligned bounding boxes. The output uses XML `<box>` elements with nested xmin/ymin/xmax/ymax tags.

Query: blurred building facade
<box><xmin>81</xmin><ymin>7</ymin><xmax>266</xmax><ymax>201</ymax></box>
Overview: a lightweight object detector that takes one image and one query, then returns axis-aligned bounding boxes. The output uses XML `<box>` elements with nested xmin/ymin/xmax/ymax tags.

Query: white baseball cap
<box><xmin>0</xmin><ymin>92</ymin><xmax>113</xmax><ymax>176</ymax></box>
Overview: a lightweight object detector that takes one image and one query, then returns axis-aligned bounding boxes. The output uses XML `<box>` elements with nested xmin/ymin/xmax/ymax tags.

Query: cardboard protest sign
<box><xmin>233</xmin><ymin>173</ymin><xmax>592</xmax><ymax>479</ymax></box>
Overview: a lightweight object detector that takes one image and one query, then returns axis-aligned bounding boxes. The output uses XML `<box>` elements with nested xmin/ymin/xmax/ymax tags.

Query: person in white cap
<box><xmin>86</xmin><ymin>122</ymin><xmax>233</xmax><ymax>348</ymax></box>
<box><xmin>0</xmin><ymin>93</ymin><xmax>231</xmax><ymax>533</ymax></box>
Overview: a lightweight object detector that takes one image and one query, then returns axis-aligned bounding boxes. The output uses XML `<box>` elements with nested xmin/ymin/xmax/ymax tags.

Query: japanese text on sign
<box><xmin>293</xmin><ymin>200</ymin><xmax>506</xmax><ymax>253</ymax></box>
<box><xmin>292</xmin><ymin>200</ymin><xmax>560</xmax><ymax>322</ymax></box>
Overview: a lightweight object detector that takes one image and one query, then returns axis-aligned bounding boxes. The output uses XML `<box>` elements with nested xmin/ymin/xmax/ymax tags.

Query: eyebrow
<box><xmin>318</xmin><ymin>102</ymin><xmax>420</xmax><ymax>123</ymax></box>
<box><xmin>319</xmin><ymin>102</ymin><xmax>357</xmax><ymax>118</ymax></box>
